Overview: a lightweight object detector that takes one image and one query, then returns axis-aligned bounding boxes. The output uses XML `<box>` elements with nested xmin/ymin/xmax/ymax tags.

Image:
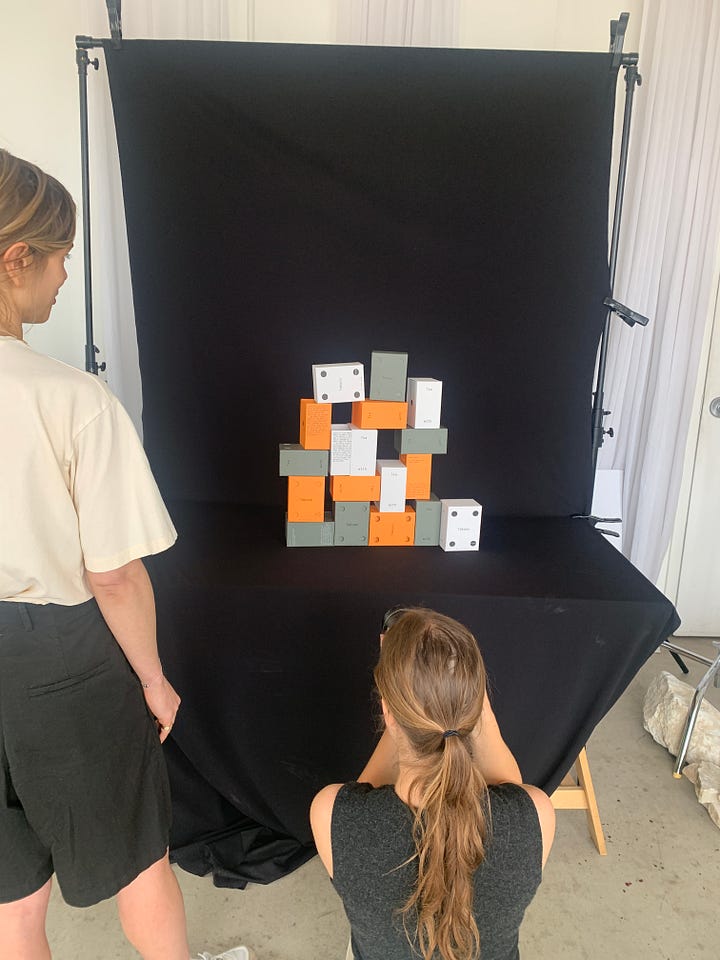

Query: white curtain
<box><xmin>337</xmin><ymin>0</ymin><xmax>458</xmax><ymax>46</ymax></box>
<box><xmin>80</xmin><ymin>1</ymin><xmax>234</xmax><ymax>433</ymax></box>
<box><xmin>598</xmin><ymin>0</ymin><xmax>720</xmax><ymax>583</ymax></box>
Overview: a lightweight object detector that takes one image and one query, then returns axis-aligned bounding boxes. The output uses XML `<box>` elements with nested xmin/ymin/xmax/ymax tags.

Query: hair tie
<box><xmin>442</xmin><ymin>729</ymin><xmax>459</xmax><ymax>738</ymax></box>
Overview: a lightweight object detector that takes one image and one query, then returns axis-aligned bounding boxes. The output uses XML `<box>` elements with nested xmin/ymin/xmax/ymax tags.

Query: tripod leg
<box><xmin>672</xmin><ymin>650</ymin><xmax>720</xmax><ymax>777</ymax></box>
<box><xmin>669</xmin><ymin>650</ymin><xmax>689</xmax><ymax>674</ymax></box>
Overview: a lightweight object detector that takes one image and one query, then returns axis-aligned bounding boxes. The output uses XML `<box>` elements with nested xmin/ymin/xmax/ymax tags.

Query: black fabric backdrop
<box><xmin>103</xmin><ymin>41</ymin><xmax>679</xmax><ymax>886</ymax></box>
<box><xmin>105</xmin><ymin>40</ymin><xmax>617</xmax><ymax>517</ymax></box>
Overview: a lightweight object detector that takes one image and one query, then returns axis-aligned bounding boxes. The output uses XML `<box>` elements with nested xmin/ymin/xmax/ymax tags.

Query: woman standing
<box><xmin>311</xmin><ymin>608</ymin><xmax>555</xmax><ymax>960</ymax></box>
<box><xmin>0</xmin><ymin>149</ymin><xmax>251</xmax><ymax>960</ymax></box>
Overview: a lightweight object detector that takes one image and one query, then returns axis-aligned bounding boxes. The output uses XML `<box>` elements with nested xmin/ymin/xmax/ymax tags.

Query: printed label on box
<box><xmin>330</xmin><ymin>424</ymin><xmax>353</xmax><ymax>476</ymax></box>
<box><xmin>300</xmin><ymin>398</ymin><xmax>332</xmax><ymax>450</ymax></box>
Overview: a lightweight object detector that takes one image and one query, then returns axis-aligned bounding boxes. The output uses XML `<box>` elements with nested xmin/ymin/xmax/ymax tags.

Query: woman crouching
<box><xmin>311</xmin><ymin>608</ymin><xmax>555</xmax><ymax>960</ymax></box>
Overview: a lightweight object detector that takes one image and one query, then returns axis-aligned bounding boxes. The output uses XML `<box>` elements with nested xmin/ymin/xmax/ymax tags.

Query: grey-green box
<box><xmin>411</xmin><ymin>495</ymin><xmax>441</xmax><ymax>546</ymax></box>
<box><xmin>279</xmin><ymin>443</ymin><xmax>329</xmax><ymax>476</ymax></box>
<box><xmin>370</xmin><ymin>351</ymin><xmax>408</xmax><ymax>401</ymax></box>
<box><xmin>333</xmin><ymin>501</ymin><xmax>370</xmax><ymax>546</ymax></box>
<box><xmin>394</xmin><ymin>427</ymin><xmax>448</xmax><ymax>455</ymax></box>
<box><xmin>286</xmin><ymin>512</ymin><xmax>335</xmax><ymax>547</ymax></box>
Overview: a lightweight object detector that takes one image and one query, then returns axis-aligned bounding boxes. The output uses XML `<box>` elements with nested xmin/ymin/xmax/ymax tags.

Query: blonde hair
<box><xmin>375</xmin><ymin>609</ymin><xmax>490</xmax><ymax>960</ymax></box>
<box><xmin>0</xmin><ymin>148</ymin><xmax>76</xmax><ymax>323</ymax></box>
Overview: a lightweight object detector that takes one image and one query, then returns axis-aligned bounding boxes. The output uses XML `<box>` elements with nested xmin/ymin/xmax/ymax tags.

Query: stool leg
<box><xmin>575</xmin><ymin>748</ymin><xmax>607</xmax><ymax>856</ymax></box>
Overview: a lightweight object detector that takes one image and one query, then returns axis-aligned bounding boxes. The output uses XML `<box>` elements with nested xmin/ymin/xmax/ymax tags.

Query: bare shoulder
<box><xmin>310</xmin><ymin>782</ymin><xmax>343</xmax><ymax>826</ymax></box>
<box><xmin>519</xmin><ymin>784</ymin><xmax>556</xmax><ymax>868</ymax></box>
<box><xmin>310</xmin><ymin>783</ymin><xmax>344</xmax><ymax>878</ymax></box>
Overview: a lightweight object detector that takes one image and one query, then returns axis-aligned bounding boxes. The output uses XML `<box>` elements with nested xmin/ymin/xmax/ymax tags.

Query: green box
<box><xmin>394</xmin><ymin>427</ymin><xmax>448</xmax><ymax>455</ymax></box>
<box><xmin>369</xmin><ymin>351</ymin><xmax>408</xmax><ymax>402</ymax></box>
<box><xmin>285</xmin><ymin>512</ymin><xmax>335</xmax><ymax>547</ymax></box>
<box><xmin>279</xmin><ymin>443</ymin><xmax>329</xmax><ymax>477</ymax></box>
<box><xmin>411</xmin><ymin>495</ymin><xmax>441</xmax><ymax>546</ymax></box>
<box><xmin>333</xmin><ymin>501</ymin><xmax>370</xmax><ymax>546</ymax></box>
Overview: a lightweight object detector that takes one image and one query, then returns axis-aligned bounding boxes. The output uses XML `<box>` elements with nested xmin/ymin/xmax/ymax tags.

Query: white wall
<box><xmin>0</xmin><ymin>1</ymin><xmax>643</xmax><ymax>369</ymax></box>
<box><xmin>1</xmin><ymin>1</ymin><xmax>90</xmax><ymax>367</ymax></box>
<box><xmin>459</xmin><ymin>0</ymin><xmax>643</xmax><ymax>51</ymax></box>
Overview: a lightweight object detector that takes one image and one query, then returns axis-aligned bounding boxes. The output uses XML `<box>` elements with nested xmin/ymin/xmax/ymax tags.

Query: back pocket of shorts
<box><xmin>28</xmin><ymin>659</ymin><xmax>111</xmax><ymax>698</ymax></box>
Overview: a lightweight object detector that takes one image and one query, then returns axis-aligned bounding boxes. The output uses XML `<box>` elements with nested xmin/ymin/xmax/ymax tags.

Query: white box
<box><xmin>439</xmin><ymin>499</ymin><xmax>482</xmax><ymax>551</ymax></box>
<box><xmin>330</xmin><ymin>424</ymin><xmax>352</xmax><ymax>476</ymax></box>
<box><xmin>375</xmin><ymin>459</ymin><xmax>407</xmax><ymax>512</ymax></box>
<box><xmin>312</xmin><ymin>362</ymin><xmax>365</xmax><ymax>404</ymax></box>
<box><xmin>349</xmin><ymin>424</ymin><xmax>378</xmax><ymax>476</ymax></box>
<box><xmin>407</xmin><ymin>378</ymin><xmax>442</xmax><ymax>428</ymax></box>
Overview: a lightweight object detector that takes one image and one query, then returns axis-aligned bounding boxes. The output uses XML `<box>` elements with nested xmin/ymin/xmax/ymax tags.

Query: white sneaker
<box><xmin>197</xmin><ymin>948</ymin><xmax>256</xmax><ymax>960</ymax></box>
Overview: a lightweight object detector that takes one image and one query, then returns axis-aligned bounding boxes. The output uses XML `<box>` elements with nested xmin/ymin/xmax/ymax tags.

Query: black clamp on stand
<box><xmin>572</xmin><ymin>514</ymin><xmax>622</xmax><ymax>539</ymax></box>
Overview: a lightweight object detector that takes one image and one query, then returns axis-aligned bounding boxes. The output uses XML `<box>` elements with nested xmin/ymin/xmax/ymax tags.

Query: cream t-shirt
<box><xmin>0</xmin><ymin>336</ymin><xmax>177</xmax><ymax>605</ymax></box>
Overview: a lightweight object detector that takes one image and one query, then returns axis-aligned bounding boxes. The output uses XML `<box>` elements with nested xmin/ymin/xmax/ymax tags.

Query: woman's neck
<box><xmin>393</xmin><ymin>760</ymin><xmax>422</xmax><ymax>807</ymax></box>
<box><xmin>0</xmin><ymin>313</ymin><xmax>22</xmax><ymax>339</ymax></box>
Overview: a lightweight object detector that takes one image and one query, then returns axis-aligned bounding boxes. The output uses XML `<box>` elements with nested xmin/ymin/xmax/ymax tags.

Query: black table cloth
<box><xmin>148</xmin><ymin>502</ymin><xmax>679</xmax><ymax>886</ymax></box>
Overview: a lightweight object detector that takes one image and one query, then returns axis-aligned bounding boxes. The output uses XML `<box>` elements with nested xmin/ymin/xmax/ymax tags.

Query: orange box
<box><xmin>368</xmin><ymin>505</ymin><xmax>416</xmax><ymax>546</ymax></box>
<box><xmin>300</xmin><ymin>398</ymin><xmax>331</xmax><ymax>450</ymax></box>
<box><xmin>400</xmin><ymin>453</ymin><xmax>432</xmax><ymax>500</ymax></box>
<box><xmin>287</xmin><ymin>476</ymin><xmax>325</xmax><ymax>522</ymax></box>
<box><xmin>351</xmin><ymin>400</ymin><xmax>408</xmax><ymax>430</ymax></box>
<box><xmin>330</xmin><ymin>474</ymin><xmax>381</xmax><ymax>502</ymax></box>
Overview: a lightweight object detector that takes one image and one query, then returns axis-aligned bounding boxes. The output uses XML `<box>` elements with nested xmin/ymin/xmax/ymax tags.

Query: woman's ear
<box><xmin>1</xmin><ymin>242</ymin><xmax>32</xmax><ymax>284</ymax></box>
<box><xmin>381</xmin><ymin>698</ymin><xmax>397</xmax><ymax>735</ymax></box>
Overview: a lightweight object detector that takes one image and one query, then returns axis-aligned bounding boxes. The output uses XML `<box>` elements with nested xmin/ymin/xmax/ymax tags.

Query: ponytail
<box><xmin>375</xmin><ymin>610</ymin><xmax>490</xmax><ymax>960</ymax></box>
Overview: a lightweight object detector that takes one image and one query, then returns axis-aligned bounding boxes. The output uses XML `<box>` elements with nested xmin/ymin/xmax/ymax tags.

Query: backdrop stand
<box><xmin>74</xmin><ymin>1</ymin><xmax>120</xmax><ymax>373</ymax></box>
<box><xmin>590</xmin><ymin>12</ymin><xmax>646</xmax><ymax>471</ymax></box>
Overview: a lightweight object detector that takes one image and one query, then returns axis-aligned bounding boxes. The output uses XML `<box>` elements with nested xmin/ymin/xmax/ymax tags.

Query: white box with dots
<box><xmin>439</xmin><ymin>499</ymin><xmax>482</xmax><ymax>551</ymax></box>
<box><xmin>312</xmin><ymin>362</ymin><xmax>365</xmax><ymax>404</ymax></box>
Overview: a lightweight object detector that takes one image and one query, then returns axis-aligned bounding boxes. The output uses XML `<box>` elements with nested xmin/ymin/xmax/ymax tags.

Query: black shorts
<box><xmin>0</xmin><ymin>598</ymin><xmax>171</xmax><ymax>907</ymax></box>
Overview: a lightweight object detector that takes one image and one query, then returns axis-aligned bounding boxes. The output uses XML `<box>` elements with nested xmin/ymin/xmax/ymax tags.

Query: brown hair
<box><xmin>375</xmin><ymin>608</ymin><xmax>490</xmax><ymax>960</ymax></box>
<box><xmin>0</xmin><ymin>148</ymin><xmax>76</xmax><ymax>322</ymax></box>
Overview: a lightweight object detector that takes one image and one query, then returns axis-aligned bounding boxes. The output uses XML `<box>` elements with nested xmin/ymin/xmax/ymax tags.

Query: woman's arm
<box><xmin>520</xmin><ymin>785</ymin><xmax>556</xmax><ymax>867</ymax></box>
<box><xmin>472</xmin><ymin>695</ymin><xmax>522</xmax><ymax>785</ymax></box>
<box><xmin>310</xmin><ymin>783</ymin><xmax>342</xmax><ymax>878</ymax></box>
<box><xmin>85</xmin><ymin>557</ymin><xmax>180</xmax><ymax>741</ymax></box>
<box><xmin>357</xmin><ymin>692</ymin><xmax>521</xmax><ymax>788</ymax></box>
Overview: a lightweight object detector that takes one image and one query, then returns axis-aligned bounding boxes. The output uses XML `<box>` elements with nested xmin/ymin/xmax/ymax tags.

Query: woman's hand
<box><xmin>144</xmin><ymin>676</ymin><xmax>181</xmax><ymax>742</ymax></box>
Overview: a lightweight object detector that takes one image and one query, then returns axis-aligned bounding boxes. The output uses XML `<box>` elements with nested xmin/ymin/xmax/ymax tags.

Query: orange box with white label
<box><xmin>300</xmin><ymin>398</ymin><xmax>331</xmax><ymax>450</ymax></box>
<box><xmin>400</xmin><ymin>453</ymin><xmax>432</xmax><ymax>500</ymax></box>
<box><xmin>368</xmin><ymin>505</ymin><xmax>416</xmax><ymax>546</ymax></box>
<box><xmin>351</xmin><ymin>400</ymin><xmax>408</xmax><ymax>430</ymax></box>
<box><xmin>287</xmin><ymin>476</ymin><xmax>325</xmax><ymax>522</ymax></box>
<box><xmin>330</xmin><ymin>474</ymin><xmax>381</xmax><ymax>502</ymax></box>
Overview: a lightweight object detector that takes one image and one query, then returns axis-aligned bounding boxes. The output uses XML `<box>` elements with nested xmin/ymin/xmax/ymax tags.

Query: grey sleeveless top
<box><xmin>331</xmin><ymin>781</ymin><xmax>542</xmax><ymax>960</ymax></box>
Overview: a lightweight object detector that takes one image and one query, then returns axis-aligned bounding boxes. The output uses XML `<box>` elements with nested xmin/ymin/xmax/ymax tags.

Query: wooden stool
<box><xmin>550</xmin><ymin>747</ymin><xmax>607</xmax><ymax>855</ymax></box>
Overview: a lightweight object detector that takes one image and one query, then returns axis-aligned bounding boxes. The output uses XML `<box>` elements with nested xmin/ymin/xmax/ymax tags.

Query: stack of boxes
<box><xmin>280</xmin><ymin>352</ymin><xmax>482</xmax><ymax>550</ymax></box>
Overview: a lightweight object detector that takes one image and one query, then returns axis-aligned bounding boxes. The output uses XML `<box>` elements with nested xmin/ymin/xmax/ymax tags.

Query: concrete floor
<box><xmin>45</xmin><ymin>638</ymin><xmax>720</xmax><ymax>959</ymax></box>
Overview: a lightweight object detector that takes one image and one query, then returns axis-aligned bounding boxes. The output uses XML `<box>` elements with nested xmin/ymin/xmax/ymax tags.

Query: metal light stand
<box><xmin>661</xmin><ymin>640</ymin><xmax>720</xmax><ymax>777</ymax></box>
<box><xmin>75</xmin><ymin>1</ymin><xmax>121</xmax><ymax>374</ymax></box>
<box><xmin>590</xmin><ymin>12</ymin><xmax>647</xmax><ymax>473</ymax></box>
